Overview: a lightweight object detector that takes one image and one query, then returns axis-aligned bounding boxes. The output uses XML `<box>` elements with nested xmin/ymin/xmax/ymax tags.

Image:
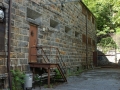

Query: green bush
<box><xmin>54</xmin><ymin>69</ymin><xmax>62</xmax><ymax>79</ymax></box>
<box><xmin>34</xmin><ymin>74</ymin><xmax>40</xmax><ymax>81</ymax></box>
<box><xmin>11</xmin><ymin>70</ymin><xmax>25</xmax><ymax>90</ymax></box>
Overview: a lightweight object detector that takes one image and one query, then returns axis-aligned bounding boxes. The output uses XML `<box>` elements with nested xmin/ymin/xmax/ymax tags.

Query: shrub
<box><xmin>11</xmin><ymin>70</ymin><xmax>25</xmax><ymax>90</ymax></box>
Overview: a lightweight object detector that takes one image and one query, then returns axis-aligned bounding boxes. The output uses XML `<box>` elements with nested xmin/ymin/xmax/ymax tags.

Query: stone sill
<box><xmin>48</xmin><ymin>27</ymin><xmax>59</xmax><ymax>32</ymax></box>
<box><xmin>65</xmin><ymin>33</ymin><xmax>71</xmax><ymax>37</ymax></box>
<box><xmin>27</xmin><ymin>18</ymin><xmax>40</xmax><ymax>26</ymax></box>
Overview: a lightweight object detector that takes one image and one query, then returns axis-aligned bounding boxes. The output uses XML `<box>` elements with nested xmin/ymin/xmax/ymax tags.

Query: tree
<box><xmin>83</xmin><ymin>0</ymin><xmax>120</xmax><ymax>52</ymax></box>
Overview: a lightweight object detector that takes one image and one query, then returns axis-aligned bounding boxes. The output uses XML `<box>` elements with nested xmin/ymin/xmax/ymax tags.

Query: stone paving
<box><xmin>33</xmin><ymin>68</ymin><xmax>120</xmax><ymax>90</ymax></box>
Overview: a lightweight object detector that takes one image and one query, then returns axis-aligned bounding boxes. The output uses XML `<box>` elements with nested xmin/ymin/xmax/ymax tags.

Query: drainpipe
<box><xmin>85</xmin><ymin>14</ymin><xmax>88</xmax><ymax>68</ymax></box>
<box><xmin>7</xmin><ymin>0</ymin><xmax>12</xmax><ymax>90</ymax></box>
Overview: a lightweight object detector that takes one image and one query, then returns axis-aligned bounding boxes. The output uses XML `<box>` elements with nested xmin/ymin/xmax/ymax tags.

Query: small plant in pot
<box><xmin>11</xmin><ymin>69</ymin><xmax>25</xmax><ymax>90</ymax></box>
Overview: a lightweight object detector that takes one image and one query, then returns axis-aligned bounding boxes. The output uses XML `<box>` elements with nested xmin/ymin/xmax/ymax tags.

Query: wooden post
<box><xmin>48</xmin><ymin>67</ymin><xmax>50</xmax><ymax>88</ymax></box>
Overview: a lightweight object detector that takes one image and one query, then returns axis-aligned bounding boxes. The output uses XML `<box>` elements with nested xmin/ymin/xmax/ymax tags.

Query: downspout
<box><xmin>7</xmin><ymin>0</ymin><xmax>12</xmax><ymax>90</ymax></box>
<box><xmin>85</xmin><ymin>14</ymin><xmax>88</xmax><ymax>68</ymax></box>
<box><xmin>95</xmin><ymin>18</ymin><xmax>98</xmax><ymax>66</ymax></box>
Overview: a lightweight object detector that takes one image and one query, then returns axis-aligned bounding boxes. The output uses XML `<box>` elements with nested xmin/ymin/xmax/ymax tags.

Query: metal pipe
<box><xmin>85</xmin><ymin>14</ymin><xmax>88</xmax><ymax>68</ymax></box>
<box><xmin>7</xmin><ymin>0</ymin><xmax>12</xmax><ymax>90</ymax></box>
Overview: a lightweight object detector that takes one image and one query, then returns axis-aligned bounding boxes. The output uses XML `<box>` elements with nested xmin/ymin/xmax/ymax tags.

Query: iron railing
<box><xmin>31</xmin><ymin>46</ymin><xmax>66</xmax><ymax>73</ymax></box>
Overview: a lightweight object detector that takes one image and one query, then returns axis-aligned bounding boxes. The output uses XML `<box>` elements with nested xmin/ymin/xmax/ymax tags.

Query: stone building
<box><xmin>0</xmin><ymin>0</ymin><xmax>96</xmax><ymax>79</ymax></box>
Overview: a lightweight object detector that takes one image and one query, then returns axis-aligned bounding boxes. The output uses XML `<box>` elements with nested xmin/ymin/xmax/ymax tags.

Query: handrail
<box><xmin>56</xmin><ymin>55</ymin><xmax>66</xmax><ymax>73</ymax></box>
<box><xmin>31</xmin><ymin>46</ymin><xmax>50</xmax><ymax>63</ymax></box>
<box><xmin>56</xmin><ymin>48</ymin><xmax>67</xmax><ymax>68</ymax></box>
<box><xmin>31</xmin><ymin>46</ymin><xmax>66</xmax><ymax>73</ymax></box>
<box><xmin>40</xmin><ymin>47</ymin><xmax>50</xmax><ymax>63</ymax></box>
<box><xmin>56</xmin><ymin>49</ymin><xmax>66</xmax><ymax>73</ymax></box>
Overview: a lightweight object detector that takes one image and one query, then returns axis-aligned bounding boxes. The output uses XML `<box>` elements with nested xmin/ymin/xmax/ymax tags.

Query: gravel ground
<box><xmin>33</xmin><ymin>68</ymin><xmax>120</xmax><ymax>90</ymax></box>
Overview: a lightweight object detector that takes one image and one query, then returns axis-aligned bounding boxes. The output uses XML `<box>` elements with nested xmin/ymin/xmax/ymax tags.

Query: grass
<box><xmin>44</xmin><ymin>84</ymin><xmax>53</xmax><ymax>88</ymax></box>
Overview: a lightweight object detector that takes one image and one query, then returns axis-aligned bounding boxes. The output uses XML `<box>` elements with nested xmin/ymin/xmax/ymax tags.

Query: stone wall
<box><xmin>0</xmin><ymin>0</ymin><xmax>96</xmax><ymax>74</ymax></box>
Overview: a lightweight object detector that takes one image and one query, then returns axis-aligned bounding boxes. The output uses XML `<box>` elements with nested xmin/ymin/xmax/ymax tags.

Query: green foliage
<box><xmin>44</xmin><ymin>84</ymin><xmax>53</xmax><ymax>88</ymax></box>
<box><xmin>54</xmin><ymin>69</ymin><xmax>62</xmax><ymax>79</ymax></box>
<box><xmin>83</xmin><ymin>0</ymin><xmax>120</xmax><ymax>51</ymax></box>
<box><xmin>66</xmin><ymin>68</ymin><xmax>84</xmax><ymax>76</ymax></box>
<box><xmin>75</xmin><ymin>69</ymin><xmax>84</xmax><ymax>75</ymax></box>
<box><xmin>97</xmin><ymin>37</ymin><xmax>117</xmax><ymax>53</ymax></box>
<box><xmin>34</xmin><ymin>74</ymin><xmax>40</xmax><ymax>81</ymax></box>
<box><xmin>11</xmin><ymin>70</ymin><xmax>25</xmax><ymax>90</ymax></box>
<box><xmin>99</xmin><ymin>37</ymin><xmax>116</xmax><ymax>47</ymax></box>
<box><xmin>115</xmin><ymin>27</ymin><xmax>120</xmax><ymax>34</ymax></box>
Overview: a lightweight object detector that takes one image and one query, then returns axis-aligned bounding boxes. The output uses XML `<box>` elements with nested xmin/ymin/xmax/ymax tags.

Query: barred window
<box><xmin>0</xmin><ymin>23</ymin><xmax>5</xmax><ymax>51</ymax></box>
<box><xmin>88</xmin><ymin>37</ymin><xmax>91</xmax><ymax>45</ymax></box>
<box><xmin>92</xmin><ymin>40</ymin><xmax>95</xmax><ymax>46</ymax></box>
<box><xmin>82</xmin><ymin>34</ymin><xmax>86</xmax><ymax>43</ymax></box>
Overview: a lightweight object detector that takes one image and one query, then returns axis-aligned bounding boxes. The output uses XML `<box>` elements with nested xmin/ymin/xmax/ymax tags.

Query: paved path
<box><xmin>33</xmin><ymin>68</ymin><xmax>120</xmax><ymax>90</ymax></box>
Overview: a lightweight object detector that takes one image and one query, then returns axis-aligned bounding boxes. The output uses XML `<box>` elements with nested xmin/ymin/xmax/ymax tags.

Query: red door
<box><xmin>29</xmin><ymin>24</ymin><xmax>38</xmax><ymax>62</ymax></box>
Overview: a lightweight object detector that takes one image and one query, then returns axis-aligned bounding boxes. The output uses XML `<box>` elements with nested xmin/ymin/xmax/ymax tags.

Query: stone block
<box><xmin>22</xmin><ymin>65</ymin><xmax>29</xmax><ymax>71</ymax></box>
<box><xmin>14</xmin><ymin>65</ymin><xmax>22</xmax><ymax>71</ymax></box>
<box><xmin>17</xmin><ymin>53</ymin><xmax>25</xmax><ymax>58</ymax></box>
<box><xmin>24</xmin><ymin>36</ymin><xmax>29</xmax><ymax>41</ymax></box>
<box><xmin>55</xmin><ymin>38</ymin><xmax>60</xmax><ymax>42</ymax></box>
<box><xmin>20</xmin><ymin>59</ymin><xmax>27</xmax><ymax>65</ymax></box>
<box><xmin>11</xmin><ymin>27</ymin><xmax>19</xmax><ymax>33</ymax></box>
<box><xmin>11</xmin><ymin>59</ymin><xmax>18</xmax><ymax>65</ymax></box>
<box><xmin>0</xmin><ymin>58</ymin><xmax>5</xmax><ymax>65</ymax></box>
<box><xmin>10</xmin><ymin>52</ymin><xmax>17</xmax><ymax>58</ymax></box>
<box><xmin>60</xmin><ymin>51</ymin><xmax>66</xmax><ymax>55</ymax></box>
<box><xmin>0</xmin><ymin>66</ymin><xmax>6</xmax><ymax>74</ymax></box>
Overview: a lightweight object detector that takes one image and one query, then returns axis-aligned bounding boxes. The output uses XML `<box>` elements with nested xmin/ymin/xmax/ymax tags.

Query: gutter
<box><xmin>85</xmin><ymin>14</ymin><xmax>88</xmax><ymax>68</ymax></box>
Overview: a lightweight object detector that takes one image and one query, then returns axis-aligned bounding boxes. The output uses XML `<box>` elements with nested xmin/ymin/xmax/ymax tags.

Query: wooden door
<box><xmin>93</xmin><ymin>51</ymin><xmax>97</xmax><ymax>66</ymax></box>
<box><xmin>29</xmin><ymin>24</ymin><xmax>38</xmax><ymax>62</ymax></box>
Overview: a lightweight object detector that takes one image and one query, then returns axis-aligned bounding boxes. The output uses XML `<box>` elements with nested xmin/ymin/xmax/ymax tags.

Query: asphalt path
<box><xmin>33</xmin><ymin>68</ymin><xmax>120</xmax><ymax>90</ymax></box>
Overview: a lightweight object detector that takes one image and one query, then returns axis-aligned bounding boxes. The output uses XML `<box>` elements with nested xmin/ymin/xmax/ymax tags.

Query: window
<box><xmin>92</xmin><ymin>40</ymin><xmax>95</xmax><ymax>46</ymax></box>
<box><xmin>92</xmin><ymin>17</ymin><xmax>95</xmax><ymax>24</ymax></box>
<box><xmin>88</xmin><ymin>12</ymin><xmax>91</xmax><ymax>21</ymax></box>
<box><xmin>81</xmin><ymin>4</ymin><xmax>87</xmax><ymax>16</ymax></box>
<box><xmin>65</xmin><ymin>26</ymin><xmax>71</xmax><ymax>35</ymax></box>
<box><xmin>27</xmin><ymin>8</ymin><xmax>42</xmax><ymax>25</ymax></box>
<box><xmin>75</xmin><ymin>31</ymin><xmax>79</xmax><ymax>38</ymax></box>
<box><xmin>88</xmin><ymin>37</ymin><xmax>91</xmax><ymax>45</ymax></box>
<box><xmin>0</xmin><ymin>23</ymin><xmax>5</xmax><ymax>51</ymax></box>
<box><xmin>82</xmin><ymin>34</ymin><xmax>86</xmax><ymax>43</ymax></box>
<box><xmin>50</xmin><ymin>19</ymin><xmax>59</xmax><ymax>29</ymax></box>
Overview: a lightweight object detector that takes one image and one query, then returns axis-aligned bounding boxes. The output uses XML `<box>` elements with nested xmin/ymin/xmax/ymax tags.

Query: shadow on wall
<box><xmin>97</xmin><ymin>50</ymin><xmax>117</xmax><ymax>66</ymax></box>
